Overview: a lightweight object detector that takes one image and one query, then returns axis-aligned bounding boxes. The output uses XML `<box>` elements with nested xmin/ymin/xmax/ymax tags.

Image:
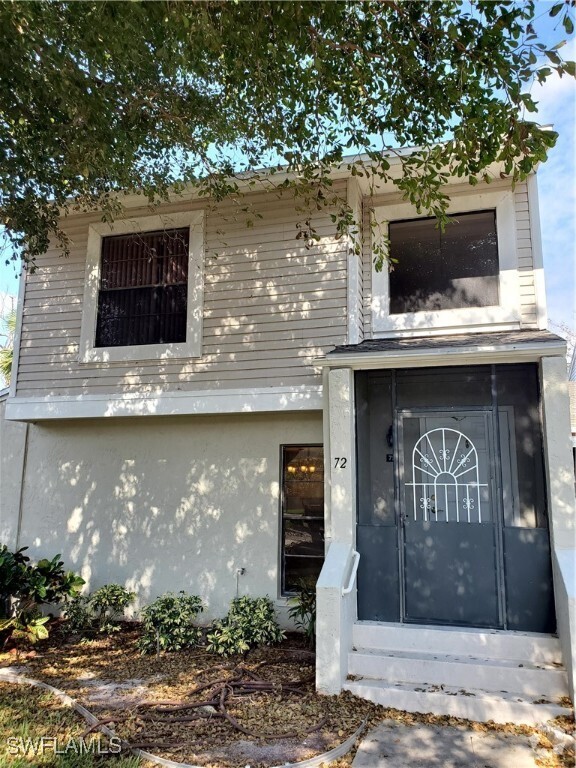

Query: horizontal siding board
<box><xmin>205</xmin><ymin>279</ymin><xmax>347</xmax><ymax>302</ymax></box>
<box><xmin>205</xmin><ymin>260</ymin><xmax>344</xmax><ymax>281</ymax></box>
<box><xmin>203</xmin><ymin>296</ymin><xmax>346</xmax><ymax>320</ymax></box>
<box><xmin>17</xmin><ymin>336</ymin><xmax>340</xmax><ymax>366</ymax></box>
<box><xmin>17</xmin><ymin>353</ymin><xmax>329</xmax><ymax>379</ymax></box>
<box><xmin>24</xmin><ymin>286</ymin><xmax>346</xmax><ymax>313</ymax></box>
<box><xmin>203</xmin><ymin>315</ymin><xmax>345</xmax><ymax>335</ymax></box>
<box><xmin>23</xmin><ymin>300</ymin><xmax>82</xmax><ymax>314</ymax></box>
<box><xmin>205</xmin><ymin>211</ymin><xmax>341</xmax><ymax>237</ymax></box>
<box><xmin>26</xmin><ymin>266</ymin><xmax>86</xmax><ymax>280</ymax></box>
<box><xmin>207</xmin><ymin>228</ymin><xmax>341</xmax><ymax>252</ymax></box>
<box><xmin>16</xmin><ymin>369</ymin><xmax>319</xmax><ymax>393</ymax></box>
<box><xmin>25</xmin><ymin>286</ymin><xmax>85</xmax><ymax>301</ymax></box>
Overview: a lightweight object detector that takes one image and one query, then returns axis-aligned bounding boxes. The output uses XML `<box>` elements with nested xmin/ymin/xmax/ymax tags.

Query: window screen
<box><xmin>280</xmin><ymin>445</ymin><xmax>324</xmax><ymax>594</ymax></box>
<box><xmin>389</xmin><ymin>210</ymin><xmax>499</xmax><ymax>314</ymax></box>
<box><xmin>95</xmin><ymin>228</ymin><xmax>189</xmax><ymax>347</ymax></box>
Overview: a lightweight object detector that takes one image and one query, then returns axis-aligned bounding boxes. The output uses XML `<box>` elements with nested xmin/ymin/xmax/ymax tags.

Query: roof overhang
<box><xmin>60</xmin><ymin>132</ymin><xmax>551</xmax><ymax>218</ymax></box>
<box><xmin>316</xmin><ymin>339</ymin><xmax>566</xmax><ymax>371</ymax></box>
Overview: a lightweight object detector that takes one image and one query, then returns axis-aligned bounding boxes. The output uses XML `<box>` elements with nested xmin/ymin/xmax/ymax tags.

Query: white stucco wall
<box><xmin>0</xmin><ymin>396</ymin><xmax>28</xmax><ymax>548</ymax></box>
<box><xmin>13</xmin><ymin>410</ymin><xmax>322</xmax><ymax>623</ymax></box>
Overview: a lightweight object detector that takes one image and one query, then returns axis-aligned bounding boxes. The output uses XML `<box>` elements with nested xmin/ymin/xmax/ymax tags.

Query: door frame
<box><xmin>394</xmin><ymin>405</ymin><xmax>507</xmax><ymax>628</ymax></box>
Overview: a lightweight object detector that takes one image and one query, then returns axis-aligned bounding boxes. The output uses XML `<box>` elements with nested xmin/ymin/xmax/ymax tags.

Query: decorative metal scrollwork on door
<box><xmin>407</xmin><ymin>427</ymin><xmax>488</xmax><ymax>523</ymax></box>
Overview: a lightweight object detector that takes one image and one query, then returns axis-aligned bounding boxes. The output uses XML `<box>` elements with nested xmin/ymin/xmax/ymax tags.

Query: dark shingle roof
<box><xmin>327</xmin><ymin>329</ymin><xmax>565</xmax><ymax>356</ymax></box>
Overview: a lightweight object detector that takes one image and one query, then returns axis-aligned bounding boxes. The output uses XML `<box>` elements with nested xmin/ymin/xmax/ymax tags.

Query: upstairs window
<box><xmin>80</xmin><ymin>211</ymin><xmax>204</xmax><ymax>363</ymax></box>
<box><xmin>96</xmin><ymin>228</ymin><xmax>190</xmax><ymax>348</ymax></box>
<box><xmin>371</xmin><ymin>188</ymin><xmax>520</xmax><ymax>334</ymax></box>
<box><xmin>389</xmin><ymin>211</ymin><xmax>499</xmax><ymax>314</ymax></box>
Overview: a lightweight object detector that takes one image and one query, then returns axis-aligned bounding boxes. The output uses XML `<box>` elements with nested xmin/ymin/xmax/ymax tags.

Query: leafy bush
<box><xmin>89</xmin><ymin>584</ymin><xmax>136</xmax><ymax>633</ymax></box>
<box><xmin>287</xmin><ymin>581</ymin><xmax>316</xmax><ymax>649</ymax></box>
<box><xmin>63</xmin><ymin>595</ymin><xmax>93</xmax><ymax>633</ymax></box>
<box><xmin>138</xmin><ymin>591</ymin><xmax>204</xmax><ymax>654</ymax></box>
<box><xmin>206</xmin><ymin>596</ymin><xmax>285</xmax><ymax>657</ymax></box>
<box><xmin>0</xmin><ymin>546</ymin><xmax>84</xmax><ymax>646</ymax></box>
<box><xmin>62</xmin><ymin>584</ymin><xmax>136</xmax><ymax>635</ymax></box>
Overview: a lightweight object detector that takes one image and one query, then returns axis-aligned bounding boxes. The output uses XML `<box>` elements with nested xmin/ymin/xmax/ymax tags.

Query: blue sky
<box><xmin>529</xmin><ymin>36</ymin><xmax>576</xmax><ymax>332</ymax></box>
<box><xmin>1</xmin><ymin>9</ymin><xmax>575</xmax><ymax>333</ymax></box>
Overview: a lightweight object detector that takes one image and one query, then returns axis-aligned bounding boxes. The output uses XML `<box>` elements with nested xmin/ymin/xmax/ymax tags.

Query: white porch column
<box><xmin>540</xmin><ymin>355</ymin><xmax>576</xmax><ymax>701</ymax></box>
<box><xmin>316</xmin><ymin>367</ymin><xmax>357</xmax><ymax>694</ymax></box>
<box><xmin>327</xmin><ymin>367</ymin><xmax>357</xmax><ymax>547</ymax></box>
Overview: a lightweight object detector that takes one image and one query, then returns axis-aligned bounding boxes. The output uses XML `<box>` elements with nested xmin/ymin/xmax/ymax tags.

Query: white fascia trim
<box><xmin>79</xmin><ymin>210</ymin><xmax>205</xmax><ymax>363</ymax></box>
<box><xmin>4</xmin><ymin>385</ymin><xmax>323</xmax><ymax>422</ymax></box>
<box><xmin>371</xmin><ymin>188</ymin><xmax>521</xmax><ymax>334</ymax></box>
<box><xmin>315</xmin><ymin>340</ymin><xmax>566</xmax><ymax>371</ymax></box>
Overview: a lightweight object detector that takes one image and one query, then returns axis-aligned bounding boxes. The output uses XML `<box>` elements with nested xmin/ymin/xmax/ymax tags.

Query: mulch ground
<box><xmin>0</xmin><ymin>625</ymin><xmax>573</xmax><ymax>768</ymax></box>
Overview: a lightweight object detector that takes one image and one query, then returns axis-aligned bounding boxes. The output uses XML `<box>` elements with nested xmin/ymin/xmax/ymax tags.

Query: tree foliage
<box><xmin>0</xmin><ymin>302</ymin><xmax>16</xmax><ymax>386</ymax></box>
<box><xmin>0</xmin><ymin>0</ymin><xmax>574</xmax><ymax>264</ymax></box>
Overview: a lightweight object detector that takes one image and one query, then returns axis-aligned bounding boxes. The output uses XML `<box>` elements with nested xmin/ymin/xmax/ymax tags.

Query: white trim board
<box><xmin>4</xmin><ymin>385</ymin><xmax>323</xmax><ymax>422</ymax></box>
<box><xmin>316</xmin><ymin>340</ymin><xmax>566</xmax><ymax>371</ymax></box>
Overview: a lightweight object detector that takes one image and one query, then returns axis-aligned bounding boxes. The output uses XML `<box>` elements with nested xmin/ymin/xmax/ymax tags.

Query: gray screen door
<box><xmin>399</xmin><ymin>410</ymin><xmax>501</xmax><ymax>627</ymax></box>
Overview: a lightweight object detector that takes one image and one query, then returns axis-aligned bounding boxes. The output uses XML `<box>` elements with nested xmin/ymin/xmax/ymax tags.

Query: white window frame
<box><xmin>79</xmin><ymin>210</ymin><xmax>204</xmax><ymax>363</ymax></box>
<box><xmin>371</xmin><ymin>188</ymin><xmax>520</xmax><ymax>335</ymax></box>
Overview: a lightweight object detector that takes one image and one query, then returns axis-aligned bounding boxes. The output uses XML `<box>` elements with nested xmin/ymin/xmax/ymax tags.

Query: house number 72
<box><xmin>334</xmin><ymin>457</ymin><xmax>347</xmax><ymax>469</ymax></box>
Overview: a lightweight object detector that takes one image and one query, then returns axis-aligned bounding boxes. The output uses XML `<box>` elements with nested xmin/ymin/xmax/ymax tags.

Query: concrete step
<box><xmin>344</xmin><ymin>678</ymin><xmax>573</xmax><ymax>726</ymax></box>
<box><xmin>348</xmin><ymin>647</ymin><xmax>568</xmax><ymax>698</ymax></box>
<box><xmin>352</xmin><ymin>621</ymin><xmax>562</xmax><ymax>665</ymax></box>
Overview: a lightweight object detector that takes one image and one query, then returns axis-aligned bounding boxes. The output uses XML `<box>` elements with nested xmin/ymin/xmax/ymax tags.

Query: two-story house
<box><xmin>1</xmin><ymin>155</ymin><xmax>574</xmax><ymax>725</ymax></box>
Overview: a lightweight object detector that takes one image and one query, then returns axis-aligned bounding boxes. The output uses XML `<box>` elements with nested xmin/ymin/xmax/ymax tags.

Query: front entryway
<box><xmin>355</xmin><ymin>364</ymin><xmax>555</xmax><ymax>633</ymax></box>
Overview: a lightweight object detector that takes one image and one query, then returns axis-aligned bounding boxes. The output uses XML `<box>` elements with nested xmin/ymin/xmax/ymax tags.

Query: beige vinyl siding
<box><xmin>361</xmin><ymin>181</ymin><xmax>540</xmax><ymax>338</ymax></box>
<box><xmin>356</xmin><ymin>237</ymin><xmax>364</xmax><ymax>342</ymax></box>
<box><xmin>362</xmin><ymin>201</ymin><xmax>373</xmax><ymax>338</ymax></box>
<box><xmin>514</xmin><ymin>185</ymin><xmax>538</xmax><ymax>327</ymax></box>
<box><xmin>16</xmin><ymin>188</ymin><xmax>348</xmax><ymax>397</ymax></box>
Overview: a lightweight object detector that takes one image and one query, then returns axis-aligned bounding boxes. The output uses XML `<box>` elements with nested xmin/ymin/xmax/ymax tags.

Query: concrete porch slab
<box><xmin>352</xmin><ymin>719</ymin><xmax>539</xmax><ymax>768</ymax></box>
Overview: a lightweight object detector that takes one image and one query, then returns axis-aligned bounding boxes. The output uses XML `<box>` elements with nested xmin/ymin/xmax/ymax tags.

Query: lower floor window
<box><xmin>280</xmin><ymin>445</ymin><xmax>325</xmax><ymax>595</ymax></box>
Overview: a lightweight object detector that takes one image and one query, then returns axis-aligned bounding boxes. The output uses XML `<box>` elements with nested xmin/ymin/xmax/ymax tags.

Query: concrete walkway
<box><xmin>352</xmin><ymin>719</ymin><xmax>540</xmax><ymax>768</ymax></box>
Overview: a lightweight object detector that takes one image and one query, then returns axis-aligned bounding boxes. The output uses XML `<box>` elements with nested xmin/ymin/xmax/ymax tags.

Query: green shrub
<box><xmin>63</xmin><ymin>594</ymin><xmax>93</xmax><ymax>633</ymax></box>
<box><xmin>206</xmin><ymin>595</ymin><xmax>285</xmax><ymax>657</ymax></box>
<box><xmin>62</xmin><ymin>584</ymin><xmax>136</xmax><ymax>636</ymax></box>
<box><xmin>89</xmin><ymin>584</ymin><xmax>136</xmax><ymax>633</ymax></box>
<box><xmin>0</xmin><ymin>546</ymin><xmax>84</xmax><ymax>646</ymax></box>
<box><xmin>138</xmin><ymin>591</ymin><xmax>204</xmax><ymax>654</ymax></box>
<box><xmin>287</xmin><ymin>580</ymin><xmax>316</xmax><ymax>648</ymax></box>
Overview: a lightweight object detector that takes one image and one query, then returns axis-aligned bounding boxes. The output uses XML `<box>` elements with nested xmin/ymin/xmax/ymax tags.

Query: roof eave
<box><xmin>316</xmin><ymin>340</ymin><xmax>567</xmax><ymax>370</ymax></box>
